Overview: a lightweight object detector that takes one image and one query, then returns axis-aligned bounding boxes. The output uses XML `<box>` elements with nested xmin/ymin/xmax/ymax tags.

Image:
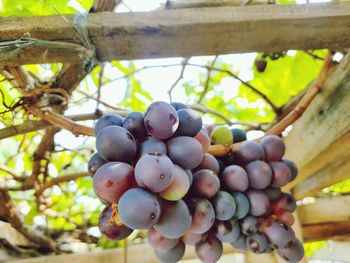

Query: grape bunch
<box><xmin>88</xmin><ymin>101</ymin><xmax>304</xmax><ymax>263</ymax></box>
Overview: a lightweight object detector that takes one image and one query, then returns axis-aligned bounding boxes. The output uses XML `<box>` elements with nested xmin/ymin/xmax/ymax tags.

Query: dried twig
<box><xmin>167</xmin><ymin>58</ymin><xmax>189</xmax><ymax>102</ymax></box>
<box><xmin>35</xmin><ymin>172</ymin><xmax>88</xmax><ymax>196</ymax></box>
<box><xmin>198</xmin><ymin>56</ymin><xmax>218</xmax><ymax>104</ymax></box>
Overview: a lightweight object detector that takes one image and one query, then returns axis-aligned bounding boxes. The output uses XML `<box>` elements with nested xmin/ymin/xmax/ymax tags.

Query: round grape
<box><xmin>211</xmin><ymin>191</ymin><xmax>236</xmax><ymax>221</ymax></box>
<box><xmin>260</xmin><ymin>135</ymin><xmax>285</xmax><ymax>162</ymax></box>
<box><xmin>118</xmin><ymin>188</ymin><xmax>161</xmax><ymax>229</ymax></box>
<box><xmin>213</xmin><ymin>218</ymin><xmax>240</xmax><ymax>243</ymax></box>
<box><xmin>96</xmin><ymin>126</ymin><xmax>136</xmax><ymax>163</ymax></box>
<box><xmin>221</xmin><ymin>165</ymin><xmax>249</xmax><ymax>192</ymax></box>
<box><xmin>154</xmin><ymin>240</ymin><xmax>185</xmax><ymax>263</ymax></box>
<box><xmin>210</xmin><ymin>126</ymin><xmax>233</xmax><ymax>145</ymax></box>
<box><xmin>154</xmin><ymin>199</ymin><xmax>192</xmax><ymax>239</ymax></box>
<box><xmin>135</xmin><ymin>152</ymin><xmax>174</xmax><ymax>193</ymax></box>
<box><xmin>88</xmin><ymin>153</ymin><xmax>106</xmax><ymax>177</ymax></box>
<box><xmin>245</xmin><ymin>160</ymin><xmax>272</xmax><ymax>190</ymax></box>
<box><xmin>181</xmin><ymin>230</ymin><xmax>207</xmax><ymax>246</ymax></box>
<box><xmin>144</xmin><ymin>101</ymin><xmax>179</xmax><ymax>139</ymax></box>
<box><xmin>277</xmin><ymin>239</ymin><xmax>304</xmax><ymax>262</ymax></box>
<box><xmin>93</xmin><ymin>162</ymin><xmax>135</xmax><ymax>204</ymax></box>
<box><xmin>175</xmin><ymin>108</ymin><xmax>202</xmax><ymax>137</ymax></box>
<box><xmin>230</xmin><ymin>234</ymin><xmax>248</xmax><ymax>251</ymax></box>
<box><xmin>192</xmin><ymin>169</ymin><xmax>220</xmax><ymax>199</ymax></box>
<box><xmin>167</xmin><ymin>136</ymin><xmax>203</xmax><ymax>170</ymax></box>
<box><xmin>123</xmin><ymin>111</ymin><xmax>148</xmax><ymax>141</ymax></box>
<box><xmin>186</xmin><ymin>197</ymin><xmax>215</xmax><ymax>234</ymax></box>
<box><xmin>231</xmin><ymin>128</ymin><xmax>247</xmax><ymax>143</ymax></box>
<box><xmin>282</xmin><ymin>158</ymin><xmax>298</xmax><ymax>181</ymax></box>
<box><xmin>137</xmin><ymin>137</ymin><xmax>167</xmax><ymax>158</ymax></box>
<box><xmin>147</xmin><ymin>227</ymin><xmax>179</xmax><ymax>252</ymax></box>
<box><xmin>236</xmin><ymin>141</ymin><xmax>265</xmax><ymax>165</ymax></box>
<box><xmin>195</xmin><ymin>153</ymin><xmax>220</xmax><ymax>174</ymax></box>
<box><xmin>241</xmin><ymin>215</ymin><xmax>259</xmax><ymax>235</ymax></box>
<box><xmin>98</xmin><ymin>206</ymin><xmax>133</xmax><ymax>240</ymax></box>
<box><xmin>194</xmin><ymin>129</ymin><xmax>210</xmax><ymax>153</ymax></box>
<box><xmin>261</xmin><ymin>219</ymin><xmax>296</xmax><ymax>249</ymax></box>
<box><xmin>232</xmin><ymin>192</ymin><xmax>250</xmax><ymax>219</ymax></box>
<box><xmin>94</xmin><ymin>113</ymin><xmax>123</xmax><ymax>136</ymax></box>
<box><xmin>246</xmin><ymin>233</ymin><xmax>269</xmax><ymax>254</ymax></box>
<box><xmin>195</xmin><ymin>234</ymin><xmax>223</xmax><ymax>263</ymax></box>
<box><xmin>270</xmin><ymin>161</ymin><xmax>293</xmax><ymax>188</ymax></box>
<box><xmin>160</xmin><ymin>164</ymin><xmax>190</xmax><ymax>201</ymax></box>
<box><xmin>246</xmin><ymin>190</ymin><xmax>270</xmax><ymax>217</ymax></box>
<box><xmin>170</xmin><ymin>102</ymin><xmax>188</xmax><ymax>111</ymax></box>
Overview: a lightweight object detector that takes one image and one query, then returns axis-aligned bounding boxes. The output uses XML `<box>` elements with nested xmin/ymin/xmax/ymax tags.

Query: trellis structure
<box><xmin>1</xmin><ymin>0</ymin><xmax>350</xmax><ymax>262</ymax></box>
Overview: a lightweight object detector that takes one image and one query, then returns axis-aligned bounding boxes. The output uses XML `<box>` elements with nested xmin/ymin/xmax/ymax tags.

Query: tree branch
<box><xmin>35</xmin><ymin>172</ymin><xmax>89</xmax><ymax>197</ymax></box>
<box><xmin>197</xmin><ymin>56</ymin><xmax>218</xmax><ymax>104</ymax></box>
<box><xmin>187</xmin><ymin>63</ymin><xmax>281</xmax><ymax>114</ymax></box>
<box><xmin>167</xmin><ymin>58</ymin><xmax>189</xmax><ymax>102</ymax></box>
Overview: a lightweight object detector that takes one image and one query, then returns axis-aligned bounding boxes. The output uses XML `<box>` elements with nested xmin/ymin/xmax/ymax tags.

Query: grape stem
<box><xmin>208</xmin><ymin>51</ymin><xmax>334</xmax><ymax>157</ymax></box>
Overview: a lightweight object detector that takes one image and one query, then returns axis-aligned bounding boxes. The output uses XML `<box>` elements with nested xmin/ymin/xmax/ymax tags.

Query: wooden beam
<box><xmin>293</xmin><ymin>150</ymin><xmax>350</xmax><ymax>200</ymax></box>
<box><xmin>1</xmin><ymin>3</ymin><xmax>350</xmax><ymax>65</ymax></box>
<box><xmin>303</xmin><ymin>221</ymin><xmax>350</xmax><ymax>242</ymax></box>
<box><xmin>284</xmin><ymin>52</ymin><xmax>350</xmax><ymax>196</ymax></box>
<box><xmin>299</xmin><ymin>195</ymin><xmax>350</xmax><ymax>225</ymax></box>
<box><xmin>164</xmin><ymin>0</ymin><xmax>270</xmax><ymax>9</ymax></box>
<box><xmin>9</xmin><ymin>243</ymin><xmax>239</xmax><ymax>263</ymax></box>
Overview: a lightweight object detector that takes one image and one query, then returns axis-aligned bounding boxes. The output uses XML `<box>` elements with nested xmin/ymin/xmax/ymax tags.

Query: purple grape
<box><xmin>160</xmin><ymin>164</ymin><xmax>190</xmax><ymax>201</ymax></box>
<box><xmin>270</xmin><ymin>161</ymin><xmax>293</xmax><ymax>188</ymax></box>
<box><xmin>181</xmin><ymin>230</ymin><xmax>207</xmax><ymax>246</ymax></box>
<box><xmin>245</xmin><ymin>160</ymin><xmax>272</xmax><ymax>190</ymax></box>
<box><xmin>264</xmin><ymin>187</ymin><xmax>282</xmax><ymax>202</ymax></box>
<box><xmin>232</xmin><ymin>192</ymin><xmax>250</xmax><ymax>219</ymax></box>
<box><xmin>186</xmin><ymin>170</ymin><xmax>193</xmax><ymax>186</ymax></box>
<box><xmin>260</xmin><ymin>135</ymin><xmax>285</xmax><ymax>162</ymax></box>
<box><xmin>88</xmin><ymin>153</ymin><xmax>106</xmax><ymax>177</ymax></box>
<box><xmin>167</xmin><ymin>136</ymin><xmax>203</xmax><ymax>170</ymax></box>
<box><xmin>194</xmin><ymin>129</ymin><xmax>210</xmax><ymax>153</ymax></box>
<box><xmin>221</xmin><ymin>165</ymin><xmax>249</xmax><ymax>192</ymax></box>
<box><xmin>98</xmin><ymin>206</ymin><xmax>133</xmax><ymax>240</ymax></box>
<box><xmin>246</xmin><ymin>190</ymin><xmax>270</xmax><ymax>217</ymax></box>
<box><xmin>192</xmin><ymin>169</ymin><xmax>220</xmax><ymax>199</ymax></box>
<box><xmin>96</xmin><ymin>126</ymin><xmax>136</xmax><ymax>162</ymax></box>
<box><xmin>195</xmin><ymin>234</ymin><xmax>223</xmax><ymax>263</ymax></box>
<box><xmin>137</xmin><ymin>137</ymin><xmax>167</xmax><ymax>158</ymax></box>
<box><xmin>195</xmin><ymin>153</ymin><xmax>220</xmax><ymax>174</ymax></box>
<box><xmin>211</xmin><ymin>191</ymin><xmax>236</xmax><ymax>221</ymax></box>
<box><xmin>186</xmin><ymin>197</ymin><xmax>215</xmax><ymax>234</ymax></box>
<box><xmin>261</xmin><ymin>219</ymin><xmax>296</xmax><ymax>249</ymax></box>
<box><xmin>231</xmin><ymin>234</ymin><xmax>248</xmax><ymax>251</ymax></box>
<box><xmin>154</xmin><ymin>199</ymin><xmax>192</xmax><ymax>239</ymax></box>
<box><xmin>246</xmin><ymin>233</ymin><xmax>269</xmax><ymax>254</ymax></box>
<box><xmin>94</xmin><ymin>113</ymin><xmax>123</xmax><ymax>136</ymax></box>
<box><xmin>282</xmin><ymin>159</ymin><xmax>298</xmax><ymax>181</ymax></box>
<box><xmin>236</xmin><ymin>141</ymin><xmax>265</xmax><ymax>165</ymax></box>
<box><xmin>93</xmin><ymin>162</ymin><xmax>135</xmax><ymax>204</ymax></box>
<box><xmin>135</xmin><ymin>152</ymin><xmax>174</xmax><ymax>193</ymax></box>
<box><xmin>123</xmin><ymin>111</ymin><xmax>147</xmax><ymax>141</ymax></box>
<box><xmin>174</xmin><ymin>108</ymin><xmax>202</xmax><ymax>137</ymax></box>
<box><xmin>241</xmin><ymin>215</ymin><xmax>259</xmax><ymax>235</ymax></box>
<box><xmin>118</xmin><ymin>188</ymin><xmax>161</xmax><ymax>229</ymax></box>
<box><xmin>213</xmin><ymin>218</ymin><xmax>240</xmax><ymax>243</ymax></box>
<box><xmin>147</xmin><ymin>227</ymin><xmax>179</xmax><ymax>252</ymax></box>
<box><xmin>170</xmin><ymin>102</ymin><xmax>188</xmax><ymax>111</ymax></box>
<box><xmin>277</xmin><ymin>238</ymin><xmax>304</xmax><ymax>262</ymax></box>
<box><xmin>271</xmin><ymin>193</ymin><xmax>296</xmax><ymax>214</ymax></box>
<box><xmin>154</xmin><ymin>240</ymin><xmax>185</xmax><ymax>263</ymax></box>
<box><xmin>144</xmin><ymin>101</ymin><xmax>179</xmax><ymax>139</ymax></box>
<box><xmin>231</xmin><ymin>128</ymin><xmax>247</xmax><ymax>143</ymax></box>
